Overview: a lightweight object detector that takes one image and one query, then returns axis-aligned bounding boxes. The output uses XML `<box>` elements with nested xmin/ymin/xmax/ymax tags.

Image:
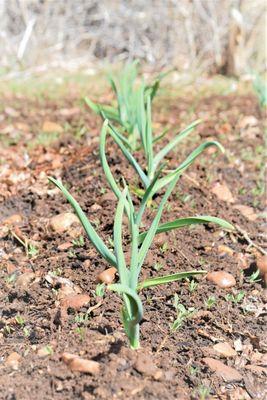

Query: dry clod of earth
<box><xmin>211</xmin><ymin>182</ymin><xmax>235</xmax><ymax>203</ymax></box>
<box><xmin>213</xmin><ymin>342</ymin><xmax>237</xmax><ymax>358</ymax></box>
<box><xmin>153</xmin><ymin>232</ymin><xmax>168</xmax><ymax>247</ymax></box>
<box><xmin>61</xmin><ymin>352</ymin><xmax>100</xmax><ymax>374</ymax></box>
<box><xmin>57</xmin><ymin>241</ymin><xmax>73</xmax><ymax>251</ymax></box>
<box><xmin>206</xmin><ymin>271</ymin><xmax>236</xmax><ymax>288</ymax></box>
<box><xmin>49</xmin><ymin>212</ymin><xmax>79</xmax><ymax>233</ymax></box>
<box><xmin>5</xmin><ymin>352</ymin><xmax>22</xmax><ymax>370</ymax></box>
<box><xmin>15</xmin><ymin>272</ymin><xmax>36</xmax><ymax>289</ymax></box>
<box><xmin>60</xmin><ymin>294</ymin><xmax>90</xmax><ymax>312</ymax></box>
<box><xmin>97</xmin><ymin>267</ymin><xmax>117</xmax><ymax>284</ymax></box>
<box><xmin>203</xmin><ymin>357</ymin><xmax>243</xmax><ymax>382</ymax></box>
<box><xmin>134</xmin><ymin>353</ymin><xmax>162</xmax><ymax>380</ymax></box>
<box><xmin>90</xmin><ymin>203</ymin><xmax>102</xmax><ymax>212</ymax></box>
<box><xmin>101</xmin><ymin>192</ymin><xmax>117</xmax><ymax>203</ymax></box>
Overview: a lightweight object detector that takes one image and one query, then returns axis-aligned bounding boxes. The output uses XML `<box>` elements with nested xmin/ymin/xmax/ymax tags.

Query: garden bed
<box><xmin>0</xmin><ymin>78</ymin><xmax>266</xmax><ymax>400</ymax></box>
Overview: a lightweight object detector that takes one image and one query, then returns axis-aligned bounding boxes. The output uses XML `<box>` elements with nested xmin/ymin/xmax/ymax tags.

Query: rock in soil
<box><xmin>203</xmin><ymin>357</ymin><xmax>242</xmax><ymax>382</ymax></box>
<box><xmin>97</xmin><ymin>267</ymin><xmax>117</xmax><ymax>284</ymax></box>
<box><xmin>61</xmin><ymin>352</ymin><xmax>100</xmax><ymax>374</ymax></box>
<box><xmin>49</xmin><ymin>212</ymin><xmax>79</xmax><ymax>234</ymax></box>
<box><xmin>207</xmin><ymin>271</ymin><xmax>236</xmax><ymax>288</ymax></box>
<box><xmin>213</xmin><ymin>342</ymin><xmax>237</xmax><ymax>358</ymax></box>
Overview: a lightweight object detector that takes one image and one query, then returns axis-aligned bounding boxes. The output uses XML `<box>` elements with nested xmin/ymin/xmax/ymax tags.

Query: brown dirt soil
<box><xmin>0</xmin><ymin>85</ymin><xmax>266</xmax><ymax>400</ymax></box>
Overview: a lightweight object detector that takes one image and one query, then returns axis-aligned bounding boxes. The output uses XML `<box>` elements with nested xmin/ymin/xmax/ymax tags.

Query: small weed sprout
<box><xmin>153</xmin><ymin>262</ymin><xmax>163</xmax><ymax>272</ymax></box>
<box><xmin>28</xmin><ymin>243</ymin><xmax>38</xmax><ymax>258</ymax></box>
<box><xmin>225</xmin><ymin>290</ymin><xmax>245</xmax><ymax>304</ymax></box>
<box><xmin>72</xmin><ymin>235</ymin><xmax>85</xmax><ymax>247</ymax></box>
<box><xmin>95</xmin><ymin>283</ymin><xmax>106</xmax><ymax>297</ymax></box>
<box><xmin>171</xmin><ymin>295</ymin><xmax>195</xmax><ymax>332</ymax></box>
<box><xmin>195</xmin><ymin>385</ymin><xmax>211</xmax><ymax>400</ymax></box>
<box><xmin>15</xmin><ymin>315</ymin><xmax>25</xmax><ymax>326</ymax></box>
<box><xmin>188</xmin><ymin>279</ymin><xmax>198</xmax><ymax>293</ymax></box>
<box><xmin>205</xmin><ymin>295</ymin><xmax>216</xmax><ymax>309</ymax></box>
<box><xmin>248</xmin><ymin>269</ymin><xmax>261</xmax><ymax>283</ymax></box>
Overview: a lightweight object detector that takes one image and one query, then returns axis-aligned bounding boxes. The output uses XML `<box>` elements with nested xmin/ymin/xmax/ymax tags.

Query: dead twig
<box><xmin>235</xmin><ymin>224</ymin><xmax>267</xmax><ymax>256</ymax></box>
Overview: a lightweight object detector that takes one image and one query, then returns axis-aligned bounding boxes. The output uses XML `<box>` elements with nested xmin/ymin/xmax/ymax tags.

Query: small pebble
<box><xmin>57</xmin><ymin>242</ymin><xmax>73</xmax><ymax>251</ymax></box>
<box><xmin>37</xmin><ymin>346</ymin><xmax>53</xmax><ymax>358</ymax></box>
<box><xmin>207</xmin><ymin>271</ymin><xmax>236</xmax><ymax>288</ymax></box>
<box><xmin>49</xmin><ymin>212</ymin><xmax>79</xmax><ymax>234</ymax></box>
<box><xmin>60</xmin><ymin>294</ymin><xmax>90</xmax><ymax>311</ymax></box>
<box><xmin>97</xmin><ymin>267</ymin><xmax>117</xmax><ymax>284</ymax></box>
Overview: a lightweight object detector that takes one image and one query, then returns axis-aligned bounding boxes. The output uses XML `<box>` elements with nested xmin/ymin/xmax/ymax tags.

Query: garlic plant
<box><xmin>49</xmin><ymin>124</ymin><xmax>233</xmax><ymax>349</ymax></box>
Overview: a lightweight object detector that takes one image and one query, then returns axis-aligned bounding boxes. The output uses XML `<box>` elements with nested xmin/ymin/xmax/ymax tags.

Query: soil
<box><xmin>0</xmin><ymin>82</ymin><xmax>266</xmax><ymax>400</ymax></box>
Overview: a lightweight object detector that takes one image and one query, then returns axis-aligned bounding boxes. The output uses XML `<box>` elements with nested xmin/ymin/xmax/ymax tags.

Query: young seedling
<box><xmin>153</xmin><ymin>262</ymin><xmax>163</xmax><ymax>272</ymax></box>
<box><xmin>205</xmin><ymin>295</ymin><xmax>216</xmax><ymax>309</ymax></box>
<box><xmin>72</xmin><ymin>235</ymin><xmax>85</xmax><ymax>247</ymax></box>
<box><xmin>248</xmin><ymin>269</ymin><xmax>261</xmax><ymax>283</ymax></box>
<box><xmin>225</xmin><ymin>290</ymin><xmax>245</xmax><ymax>304</ymax></box>
<box><xmin>95</xmin><ymin>283</ymin><xmax>106</xmax><ymax>297</ymax></box>
<box><xmin>170</xmin><ymin>294</ymin><xmax>195</xmax><ymax>331</ymax></box>
<box><xmin>187</xmin><ymin>279</ymin><xmax>198</xmax><ymax>293</ymax></box>
<box><xmin>85</xmin><ymin>61</ymin><xmax>171</xmax><ymax>151</ymax></box>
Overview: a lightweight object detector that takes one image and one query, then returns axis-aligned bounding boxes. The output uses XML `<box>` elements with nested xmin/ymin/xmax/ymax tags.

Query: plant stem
<box><xmin>128</xmin><ymin>323</ymin><xmax>140</xmax><ymax>349</ymax></box>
